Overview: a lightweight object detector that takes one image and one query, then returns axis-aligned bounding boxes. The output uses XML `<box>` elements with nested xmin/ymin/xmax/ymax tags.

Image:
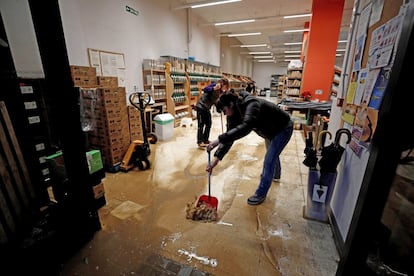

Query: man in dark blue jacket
<box><xmin>196</xmin><ymin>79</ymin><xmax>229</xmax><ymax>147</ymax></box>
<box><xmin>206</xmin><ymin>91</ymin><xmax>293</xmax><ymax>205</ymax></box>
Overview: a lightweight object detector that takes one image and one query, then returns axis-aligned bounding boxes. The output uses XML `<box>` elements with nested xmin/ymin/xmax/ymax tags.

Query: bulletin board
<box><xmin>88</xmin><ymin>48</ymin><xmax>126</xmax><ymax>87</ymax></box>
<box><xmin>341</xmin><ymin>0</ymin><xmax>405</xmax><ymax>157</ymax></box>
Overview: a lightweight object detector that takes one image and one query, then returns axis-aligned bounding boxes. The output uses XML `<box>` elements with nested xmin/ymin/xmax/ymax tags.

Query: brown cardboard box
<box><xmin>93</xmin><ymin>182</ymin><xmax>105</xmax><ymax>199</ymax></box>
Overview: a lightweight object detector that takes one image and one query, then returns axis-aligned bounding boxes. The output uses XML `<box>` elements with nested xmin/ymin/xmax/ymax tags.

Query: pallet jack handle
<box><xmin>129</xmin><ymin>92</ymin><xmax>152</xmax><ymax>144</ymax></box>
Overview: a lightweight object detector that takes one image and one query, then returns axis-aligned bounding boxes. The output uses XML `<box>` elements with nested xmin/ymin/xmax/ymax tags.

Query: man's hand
<box><xmin>206</xmin><ymin>157</ymin><xmax>219</xmax><ymax>173</ymax></box>
<box><xmin>206</xmin><ymin>139</ymin><xmax>219</xmax><ymax>152</ymax></box>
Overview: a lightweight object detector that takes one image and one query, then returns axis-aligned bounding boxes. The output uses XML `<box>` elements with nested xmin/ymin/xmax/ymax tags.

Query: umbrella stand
<box><xmin>303</xmin><ymin>169</ymin><xmax>338</xmax><ymax>223</ymax></box>
<box><xmin>303</xmin><ymin>128</ymin><xmax>351</xmax><ymax>223</ymax></box>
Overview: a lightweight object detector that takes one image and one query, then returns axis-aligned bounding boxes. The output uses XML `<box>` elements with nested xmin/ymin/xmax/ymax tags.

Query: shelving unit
<box><xmin>284</xmin><ymin>68</ymin><xmax>303</xmax><ymax>100</ymax></box>
<box><xmin>270</xmin><ymin>74</ymin><xmax>282</xmax><ymax>97</ymax></box>
<box><xmin>222</xmin><ymin>73</ymin><xmax>252</xmax><ymax>93</ymax></box>
<box><xmin>143</xmin><ymin>56</ymin><xmax>222</xmax><ymax>126</ymax></box>
<box><xmin>186</xmin><ymin>60</ymin><xmax>221</xmax><ymax>119</ymax></box>
<box><xmin>278</xmin><ymin>75</ymin><xmax>286</xmax><ymax>98</ymax></box>
<box><xmin>164</xmin><ymin>61</ymin><xmax>190</xmax><ymax>127</ymax></box>
<box><xmin>331</xmin><ymin>66</ymin><xmax>342</xmax><ymax>97</ymax></box>
<box><xmin>142</xmin><ymin>59</ymin><xmax>168</xmax><ymax>132</ymax></box>
<box><xmin>142</xmin><ymin>59</ymin><xmax>167</xmax><ymax>101</ymax></box>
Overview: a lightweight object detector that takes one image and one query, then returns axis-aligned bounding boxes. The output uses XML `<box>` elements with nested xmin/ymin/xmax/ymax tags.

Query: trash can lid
<box><xmin>154</xmin><ymin>113</ymin><xmax>174</xmax><ymax>124</ymax></box>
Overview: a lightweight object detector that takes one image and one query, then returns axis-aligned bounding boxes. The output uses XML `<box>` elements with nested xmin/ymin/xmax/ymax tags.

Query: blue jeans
<box><xmin>255</xmin><ymin>120</ymin><xmax>293</xmax><ymax>197</ymax></box>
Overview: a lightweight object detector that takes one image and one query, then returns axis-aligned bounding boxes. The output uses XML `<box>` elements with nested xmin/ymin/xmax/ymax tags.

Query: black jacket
<box><xmin>214</xmin><ymin>92</ymin><xmax>291</xmax><ymax>160</ymax></box>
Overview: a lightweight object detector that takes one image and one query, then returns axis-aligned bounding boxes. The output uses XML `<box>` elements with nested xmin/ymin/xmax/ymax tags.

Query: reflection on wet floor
<box><xmin>60</xmin><ymin>110</ymin><xmax>339</xmax><ymax>276</ymax></box>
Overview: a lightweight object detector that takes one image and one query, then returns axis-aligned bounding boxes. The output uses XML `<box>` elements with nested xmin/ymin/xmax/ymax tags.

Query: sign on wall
<box><xmin>88</xmin><ymin>48</ymin><xmax>126</xmax><ymax>87</ymax></box>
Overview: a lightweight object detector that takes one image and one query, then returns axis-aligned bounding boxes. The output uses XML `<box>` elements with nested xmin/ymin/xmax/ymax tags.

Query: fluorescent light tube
<box><xmin>285</xmin><ymin>55</ymin><xmax>301</xmax><ymax>58</ymax></box>
<box><xmin>284</xmin><ymin>50</ymin><xmax>301</xmax><ymax>53</ymax></box>
<box><xmin>240</xmin><ymin>44</ymin><xmax>267</xmax><ymax>47</ymax></box>
<box><xmin>257</xmin><ymin>60</ymin><xmax>276</xmax><ymax>62</ymax></box>
<box><xmin>248</xmin><ymin>51</ymin><xmax>271</xmax><ymax>54</ymax></box>
<box><xmin>191</xmin><ymin>0</ymin><xmax>241</xmax><ymax>9</ymax></box>
<box><xmin>215</xmin><ymin>19</ymin><xmax>255</xmax><ymax>26</ymax></box>
<box><xmin>284</xmin><ymin>42</ymin><xmax>303</xmax><ymax>45</ymax></box>
<box><xmin>283</xmin><ymin>13</ymin><xmax>312</xmax><ymax>19</ymax></box>
<box><xmin>284</xmin><ymin>29</ymin><xmax>309</xmax><ymax>33</ymax></box>
<box><xmin>253</xmin><ymin>56</ymin><xmax>274</xmax><ymax>58</ymax></box>
<box><xmin>228</xmin><ymin>32</ymin><xmax>261</xmax><ymax>37</ymax></box>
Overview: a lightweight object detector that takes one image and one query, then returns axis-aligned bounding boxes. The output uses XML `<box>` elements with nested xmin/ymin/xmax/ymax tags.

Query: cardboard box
<box><xmin>46</xmin><ymin>150</ymin><xmax>103</xmax><ymax>176</ymax></box>
<box><xmin>86</xmin><ymin>150</ymin><xmax>104</xmax><ymax>174</ymax></box>
<box><xmin>92</xmin><ymin>182</ymin><xmax>105</xmax><ymax>199</ymax></box>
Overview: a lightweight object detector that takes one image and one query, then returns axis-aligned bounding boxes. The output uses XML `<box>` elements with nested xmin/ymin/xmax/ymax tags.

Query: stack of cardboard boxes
<box><xmin>70</xmin><ymin>65</ymin><xmax>144</xmax><ymax>171</ymax></box>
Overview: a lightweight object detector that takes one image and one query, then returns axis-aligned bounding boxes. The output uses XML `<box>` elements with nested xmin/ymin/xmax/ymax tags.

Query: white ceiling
<box><xmin>173</xmin><ymin>0</ymin><xmax>355</xmax><ymax>65</ymax></box>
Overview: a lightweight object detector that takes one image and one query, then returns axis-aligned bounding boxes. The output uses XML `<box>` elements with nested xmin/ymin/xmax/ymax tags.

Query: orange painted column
<box><xmin>301</xmin><ymin>0</ymin><xmax>345</xmax><ymax>101</ymax></box>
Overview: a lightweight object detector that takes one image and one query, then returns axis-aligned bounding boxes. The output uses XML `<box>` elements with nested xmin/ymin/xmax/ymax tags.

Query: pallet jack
<box><xmin>120</xmin><ymin>92</ymin><xmax>157</xmax><ymax>172</ymax></box>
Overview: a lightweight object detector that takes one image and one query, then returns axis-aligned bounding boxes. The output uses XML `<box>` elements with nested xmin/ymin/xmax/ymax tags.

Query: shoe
<box><xmin>198</xmin><ymin>142</ymin><xmax>207</xmax><ymax>148</ymax></box>
<box><xmin>273</xmin><ymin>178</ymin><xmax>280</xmax><ymax>182</ymax></box>
<box><xmin>247</xmin><ymin>194</ymin><xmax>266</xmax><ymax>205</ymax></box>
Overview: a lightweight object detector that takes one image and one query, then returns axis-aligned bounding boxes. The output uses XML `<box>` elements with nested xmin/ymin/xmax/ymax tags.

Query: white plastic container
<box><xmin>153</xmin><ymin>113</ymin><xmax>174</xmax><ymax>141</ymax></box>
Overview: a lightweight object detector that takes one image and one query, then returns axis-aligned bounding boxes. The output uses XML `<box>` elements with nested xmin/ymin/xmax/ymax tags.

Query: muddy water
<box><xmin>61</xmin><ymin>117</ymin><xmax>339</xmax><ymax>276</ymax></box>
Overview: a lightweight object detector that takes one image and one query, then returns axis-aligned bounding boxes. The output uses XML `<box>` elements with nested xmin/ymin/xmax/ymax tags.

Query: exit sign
<box><xmin>126</xmin><ymin>6</ymin><xmax>139</xmax><ymax>16</ymax></box>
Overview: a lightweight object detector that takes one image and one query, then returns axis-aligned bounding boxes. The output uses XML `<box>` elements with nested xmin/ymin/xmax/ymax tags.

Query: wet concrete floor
<box><xmin>60</xmin><ymin>108</ymin><xmax>339</xmax><ymax>276</ymax></box>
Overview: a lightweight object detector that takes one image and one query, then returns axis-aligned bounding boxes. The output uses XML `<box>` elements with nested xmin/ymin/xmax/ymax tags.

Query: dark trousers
<box><xmin>196</xmin><ymin>106</ymin><xmax>212</xmax><ymax>144</ymax></box>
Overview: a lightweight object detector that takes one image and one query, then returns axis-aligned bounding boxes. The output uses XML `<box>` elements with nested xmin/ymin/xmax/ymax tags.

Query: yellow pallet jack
<box><xmin>120</xmin><ymin>92</ymin><xmax>157</xmax><ymax>172</ymax></box>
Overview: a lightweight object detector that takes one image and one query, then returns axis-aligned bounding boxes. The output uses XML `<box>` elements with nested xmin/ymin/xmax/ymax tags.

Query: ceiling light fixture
<box><xmin>253</xmin><ymin>56</ymin><xmax>274</xmax><ymax>58</ymax></box>
<box><xmin>228</xmin><ymin>32</ymin><xmax>261</xmax><ymax>37</ymax></box>
<box><xmin>284</xmin><ymin>42</ymin><xmax>303</xmax><ymax>45</ymax></box>
<box><xmin>338</xmin><ymin>40</ymin><xmax>348</xmax><ymax>43</ymax></box>
<box><xmin>191</xmin><ymin>0</ymin><xmax>241</xmax><ymax>9</ymax></box>
<box><xmin>257</xmin><ymin>60</ymin><xmax>276</xmax><ymax>62</ymax></box>
<box><xmin>174</xmin><ymin>0</ymin><xmax>241</xmax><ymax>9</ymax></box>
<box><xmin>284</xmin><ymin>50</ymin><xmax>301</xmax><ymax>53</ymax></box>
<box><xmin>283</xmin><ymin>13</ymin><xmax>312</xmax><ymax>19</ymax></box>
<box><xmin>248</xmin><ymin>51</ymin><xmax>271</xmax><ymax>54</ymax></box>
<box><xmin>240</xmin><ymin>44</ymin><xmax>267</xmax><ymax>47</ymax></box>
<box><xmin>336</xmin><ymin>48</ymin><xmax>346</xmax><ymax>52</ymax></box>
<box><xmin>284</xmin><ymin>28</ymin><xmax>309</xmax><ymax>33</ymax></box>
<box><xmin>215</xmin><ymin>19</ymin><xmax>255</xmax><ymax>26</ymax></box>
<box><xmin>285</xmin><ymin>55</ymin><xmax>301</xmax><ymax>58</ymax></box>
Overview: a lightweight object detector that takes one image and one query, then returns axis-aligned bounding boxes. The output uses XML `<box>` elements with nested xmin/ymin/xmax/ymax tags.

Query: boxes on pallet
<box><xmin>153</xmin><ymin>113</ymin><xmax>174</xmax><ymax>141</ymax></box>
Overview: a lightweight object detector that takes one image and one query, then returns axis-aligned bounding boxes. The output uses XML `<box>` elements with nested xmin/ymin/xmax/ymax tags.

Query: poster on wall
<box><xmin>353</xmin><ymin>68</ymin><xmax>368</xmax><ymax>105</ymax></box>
<box><xmin>368</xmin><ymin>14</ymin><xmax>403</xmax><ymax>69</ymax></box>
<box><xmin>88</xmin><ymin>48</ymin><xmax>126</xmax><ymax>87</ymax></box>
<box><xmin>88</xmin><ymin>48</ymin><xmax>102</xmax><ymax>76</ymax></box>
<box><xmin>361</xmin><ymin>68</ymin><xmax>380</xmax><ymax>105</ymax></box>
<box><xmin>368</xmin><ymin>67</ymin><xmax>391</xmax><ymax>110</ymax></box>
<box><xmin>349</xmin><ymin>106</ymin><xmax>378</xmax><ymax>157</ymax></box>
<box><xmin>100</xmin><ymin>51</ymin><xmax>125</xmax><ymax>77</ymax></box>
<box><xmin>353</xmin><ymin>34</ymin><xmax>366</xmax><ymax>72</ymax></box>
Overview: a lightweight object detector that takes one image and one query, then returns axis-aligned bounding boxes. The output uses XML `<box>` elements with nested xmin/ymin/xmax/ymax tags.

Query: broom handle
<box><xmin>208</xmin><ymin>151</ymin><xmax>211</xmax><ymax>199</ymax></box>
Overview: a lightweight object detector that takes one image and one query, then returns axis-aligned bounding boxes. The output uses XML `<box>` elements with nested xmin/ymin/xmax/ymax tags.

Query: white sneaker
<box><xmin>273</xmin><ymin>178</ymin><xmax>280</xmax><ymax>182</ymax></box>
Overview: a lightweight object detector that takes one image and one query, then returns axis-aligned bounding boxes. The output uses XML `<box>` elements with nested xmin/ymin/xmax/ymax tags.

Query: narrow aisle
<box><xmin>60</xmin><ymin>108</ymin><xmax>339</xmax><ymax>276</ymax></box>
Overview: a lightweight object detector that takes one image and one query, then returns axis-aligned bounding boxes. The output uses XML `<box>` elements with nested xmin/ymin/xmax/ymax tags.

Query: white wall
<box><xmin>58</xmin><ymin>0</ymin><xmax>220</xmax><ymax>95</ymax></box>
<box><xmin>1</xmin><ymin>0</ymin><xmax>259</xmax><ymax>93</ymax></box>
<box><xmin>220</xmin><ymin>36</ymin><xmax>252</xmax><ymax>77</ymax></box>
<box><xmin>252</xmin><ymin>63</ymin><xmax>287</xmax><ymax>90</ymax></box>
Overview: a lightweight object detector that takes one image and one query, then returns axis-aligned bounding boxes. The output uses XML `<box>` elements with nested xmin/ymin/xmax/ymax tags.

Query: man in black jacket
<box><xmin>206</xmin><ymin>91</ymin><xmax>293</xmax><ymax>205</ymax></box>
